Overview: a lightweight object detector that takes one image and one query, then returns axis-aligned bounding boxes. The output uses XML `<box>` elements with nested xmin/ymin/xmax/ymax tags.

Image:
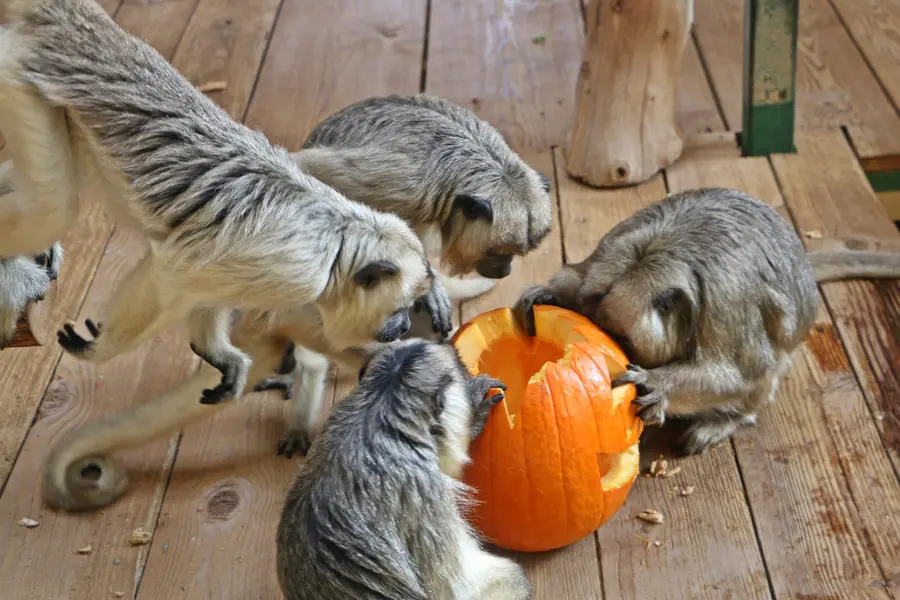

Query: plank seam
<box><xmin>237</xmin><ymin>0</ymin><xmax>288</xmax><ymax>124</ymax></box>
<box><xmin>691</xmin><ymin>28</ymin><xmax>730</xmax><ymax>131</ymax></box>
<box><xmin>419</xmin><ymin>0</ymin><xmax>431</xmax><ymax>92</ymax></box>
<box><xmin>552</xmin><ymin>148</ymin><xmax>570</xmax><ymax>264</ymax></box>
<box><xmin>826</xmin><ymin>0</ymin><xmax>900</xmax><ymax>122</ymax></box>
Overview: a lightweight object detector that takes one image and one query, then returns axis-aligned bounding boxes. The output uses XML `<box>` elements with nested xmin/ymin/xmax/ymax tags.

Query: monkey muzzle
<box><xmin>376</xmin><ymin>309</ymin><xmax>411</xmax><ymax>343</ymax></box>
<box><xmin>475</xmin><ymin>255</ymin><xmax>513</xmax><ymax>279</ymax></box>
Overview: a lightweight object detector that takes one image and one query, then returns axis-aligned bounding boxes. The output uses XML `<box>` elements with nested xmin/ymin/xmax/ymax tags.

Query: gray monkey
<box><xmin>276</xmin><ymin>338</ymin><xmax>531</xmax><ymax>600</ymax></box>
<box><xmin>514</xmin><ymin>187</ymin><xmax>900</xmax><ymax>455</ymax></box>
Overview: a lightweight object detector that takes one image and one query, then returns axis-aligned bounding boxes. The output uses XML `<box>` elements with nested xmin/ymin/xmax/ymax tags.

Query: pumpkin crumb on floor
<box><xmin>129</xmin><ymin>527</ymin><xmax>152</xmax><ymax>546</ymax></box>
<box><xmin>648</xmin><ymin>456</ymin><xmax>681</xmax><ymax>478</ymax></box>
<box><xmin>636</xmin><ymin>509</ymin><xmax>664</xmax><ymax>524</ymax></box>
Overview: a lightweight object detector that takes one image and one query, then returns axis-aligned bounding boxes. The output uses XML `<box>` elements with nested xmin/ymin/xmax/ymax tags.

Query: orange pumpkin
<box><xmin>451</xmin><ymin>305</ymin><xmax>643</xmax><ymax>552</ymax></box>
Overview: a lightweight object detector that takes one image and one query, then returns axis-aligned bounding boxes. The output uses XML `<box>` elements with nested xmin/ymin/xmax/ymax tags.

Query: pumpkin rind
<box><xmin>452</xmin><ymin>305</ymin><xmax>644</xmax><ymax>552</ymax></box>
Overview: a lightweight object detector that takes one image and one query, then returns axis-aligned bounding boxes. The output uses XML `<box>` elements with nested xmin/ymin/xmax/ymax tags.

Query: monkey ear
<box><xmin>455</xmin><ymin>194</ymin><xmax>493</xmax><ymax>222</ymax></box>
<box><xmin>538</xmin><ymin>172</ymin><xmax>552</xmax><ymax>193</ymax></box>
<box><xmin>353</xmin><ymin>260</ymin><xmax>400</xmax><ymax>289</ymax></box>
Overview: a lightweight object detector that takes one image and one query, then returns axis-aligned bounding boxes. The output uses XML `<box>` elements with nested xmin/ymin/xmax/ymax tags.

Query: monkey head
<box><xmin>314</xmin><ymin>212</ymin><xmax>433</xmax><ymax>351</ymax></box>
<box><xmin>576</xmin><ymin>233</ymin><xmax>700</xmax><ymax>370</ymax></box>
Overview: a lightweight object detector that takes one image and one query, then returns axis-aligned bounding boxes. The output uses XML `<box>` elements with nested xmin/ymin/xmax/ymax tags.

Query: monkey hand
<box><xmin>469</xmin><ymin>375</ymin><xmax>507</xmax><ymax>438</ymax></box>
<box><xmin>277</xmin><ymin>429</ymin><xmax>312</xmax><ymax>458</ymax></box>
<box><xmin>414</xmin><ymin>276</ymin><xmax>454</xmax><ymax>339</ymax></box>
<box><xmin>57</xmin><ymin>319</ymin><xmax>103</xmax><ymax>357</ymax></box>
<box><xmin>513</xmin><ymin>285</ymin><xmax>561</xmax><ymax>337</ymax></box>
<box><xmin>613</xmin><ymin>364</ymin><xmax>669</xmax><ymax>427</ymax></box>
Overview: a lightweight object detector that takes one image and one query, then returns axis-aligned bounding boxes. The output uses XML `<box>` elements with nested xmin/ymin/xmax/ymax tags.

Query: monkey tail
<box><xmin>807</xmin><ymin>250</ymin><xmax>900</xmax><ymax>283</ymax></box>
<box><xmin>42</xmin><ymin>366</ymin><xmax>223</xmax><ymax>511</ymax></box>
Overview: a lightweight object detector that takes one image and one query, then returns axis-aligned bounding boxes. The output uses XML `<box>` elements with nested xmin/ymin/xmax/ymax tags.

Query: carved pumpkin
<box><xmin>452</xmin><ymin>305</ymin><xmax>643</xmax><ymax>552</ymax></box>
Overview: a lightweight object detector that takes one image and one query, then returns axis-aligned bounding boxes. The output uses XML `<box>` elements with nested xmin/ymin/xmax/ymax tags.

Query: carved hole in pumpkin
<box><xmin>477</xmin><ymin>336</ymin><xmax>564</xmax><ymax>428</ymax></box>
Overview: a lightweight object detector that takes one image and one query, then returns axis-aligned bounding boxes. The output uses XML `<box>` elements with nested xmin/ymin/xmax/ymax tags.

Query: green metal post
<box><xmin>741</xmin><ymin>0</ymin><xmax>799</xmax><ymax>156</ymax></box>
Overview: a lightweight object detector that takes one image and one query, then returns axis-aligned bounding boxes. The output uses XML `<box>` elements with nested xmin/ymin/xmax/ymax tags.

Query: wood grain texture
<box><xmin>8</xmin><ymin>279</ymin><xmax>57</xmax><ymax>348</ymax></box>
<box><xmin>244</xmin><ymin>0</ymin><xmax>427</xmax><ymax>151</ymax></box>
<box><xmin>0</xmin><ymin>230</ymin><xmax>198</xmax><ymax>600</ymax></box>
<box><xmin>555</xmin><ymin>146</ymin><xmax>770</xmax><ymax>600</ymax></box>
<box><xmin>669</xmin><ymin>134</ymin><xmax>900</xmax><ymax>599</ymax></box>
<box><xmin>454</xmin><ymin>151</ymin><xmax>604</xmax><ymax>599</ymax></box>
<box><xmin>693</xmin><ymin>0</ymin><xmax>900</xmax><ymax>159</ymax></box>
<box><xmin>426</xmin><ymin>0</ymin><xmax>584</xmax><ymax>151</ymax></box>
<box><xmin>770</xmin><ymin>130</ymin><xmax>900</xmax><ymax>469</ymax></box>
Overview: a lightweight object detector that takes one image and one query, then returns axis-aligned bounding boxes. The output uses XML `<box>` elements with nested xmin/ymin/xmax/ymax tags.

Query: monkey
<box><xmin>0</xmin><ymin>0</ymin><xmax>433</xmax><ymax>405</ymax></box>
<box><xmin>251</xmin><ymin>93</ymin><xmax>556</xmax><ymax>440</ymax></box>
<box><xmin>513</xmin><ymin>187</ymin><xmax>900</xmax><ymax>456</ymax></box>
<box><xmin>0</xmin><ymin>242</ymin><xmax>62</xmax><ymax>348</ymax></box>
<box><xmin>276</xmin><ymin>338</ymin><xmax>532</xmax><ymax>600</ymax></box>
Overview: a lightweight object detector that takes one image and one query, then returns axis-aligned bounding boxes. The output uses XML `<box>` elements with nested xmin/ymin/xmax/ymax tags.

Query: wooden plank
<box><xmin>770</xmin><ymin>130</ymin><xmax>900</xmax><ymax>473</ymax></box>
<box><xmin>243</xmin><ymin>0</ymin><xmax>427</xmax><ymax>151</ymax></box>
<box><xmin>135</xmin><ymin>1</ymin><xmax>428</xmax><ymax>596</ymax></box>
<box><xmin>741</xmin><ymin>0</ymin><xmax>799</xmax><ymax>156</ymax></box>
<box><xmin>669</xmin><ymin>132</ymin><xmax>900</xmax><ymax>598</ymax></box>
<box><xmin>678</xmin><ymin>39</ymin><xmax>727</xmax><ymax>136</ymax></box>
<box><xmin>452</xmin><ymin>150</ymin><xmax>604</xmax><ymax>598</ymax></box>
<box><xmin>0</xmin><ymin>230</ymin><xmax>198</xmax><ymax>599</ymax></box>
<box><xmin>554</xmin><ymin>145</ymin><xmax>769</xmax><ymax>600</ymax></box>
<box><xmin>693</xmin><ymin>0</ymin><xmax>900</xmax><ymax>160</ymax></box>
<box><xmin>426</xmin><ymin>0</ymin><xmax>584</xmax><ymax>151</ymax></box>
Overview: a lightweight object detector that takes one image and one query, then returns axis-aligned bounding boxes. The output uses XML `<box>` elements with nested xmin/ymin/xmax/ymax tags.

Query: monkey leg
<box><xmin>188</xmin><ymin>306</ymin><xmax>253</xmax><ymax>406</ymax></box>
<box><xmin>56</xmin><ymin>253</ymin><xmax>192</xmax><ymax>362</ymax></box>
<box><xmin>252</xmin><ymin>340</ymin><xmax>298</xmax><ymax>400</ymax></box>
<box><xmin>0</xmin><ymin>78</ymin><xmax>79</xmax><ymax>256</ymax></box>
<box><xmin>275</xmin><ymin>345</ymin><xmax>331</xmax><ymax>459</ymax></box>
<box><xmin>42</xmin><ymin>323</ymin><xmax>288</xmax><ymax>512</ymax></box>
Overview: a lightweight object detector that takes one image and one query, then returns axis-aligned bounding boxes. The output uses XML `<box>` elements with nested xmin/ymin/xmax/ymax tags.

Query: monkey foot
<box><xmin>57</xmin><ymin>319</ymin><xmax>102</xmax><ymax>356</ymax></box>
<box><xmin>252</xmin><ymin>374</ymin><xmax>295</xmax><ymax>400</ymax></box>
<box><xmin>277</xmin><ymin>430</ymin><xmax>312</xmax><ymax>458</ymax></box>
<box><xmin>675</xmin><ymin>417</ymin><xmax>742</xmax><ymax>456</ymax></box>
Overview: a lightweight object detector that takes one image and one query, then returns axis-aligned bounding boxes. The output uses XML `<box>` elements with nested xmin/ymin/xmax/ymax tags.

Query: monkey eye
<box><xmin>455</xmin><ymin>194</ymin><xmax>493</xmax><ymax>222</ymax></box>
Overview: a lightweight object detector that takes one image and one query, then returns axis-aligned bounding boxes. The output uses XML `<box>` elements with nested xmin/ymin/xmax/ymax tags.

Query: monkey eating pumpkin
<box><xmin>451</xmin><ymin>305</ymin><xmax>643</xmax><ymax>553</ymax></box>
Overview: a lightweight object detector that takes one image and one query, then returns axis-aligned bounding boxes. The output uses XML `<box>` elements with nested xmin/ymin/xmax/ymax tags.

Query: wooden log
<box><xmin>6</xmin><ymin>279</ymin><xmax>57</xmax><ymax>348</ymax></box>
<box><xmin>565</xmin><ymin>0</ymin><xmax>692</xmax><ymax>187</ymax></box>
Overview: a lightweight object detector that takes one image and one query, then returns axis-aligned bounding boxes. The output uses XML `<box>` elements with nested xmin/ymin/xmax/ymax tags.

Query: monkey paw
<box><xmin>513</xmin><ymin>285</ymin><xmax>561</xmax><ymax>337</ymax></box>
<box><xmin>614</xmin><ymin>364</ymin><xmax>668</xmax><ymax>427</ymax></box>
<box><xmin>469</xmin><ymin>375</ymin><xmax>507</xmax><ymax>438</ymax></box>
<box><xmin>414</xmin><ymin>276</ymin><xmax>453</xmax><ymax>339</ymax></box>
<box><xmin>57</xmin><ymin>319</ymin><xmax>102</xmax><ymax>357</ymax></box>
<box><xmin>252</xmin><ymin>373</ymin><xmax>296</xmax><ymax>400</ymax></box>
<box><xmin>277</xmin><ymin>429</ymin><xmax>312</xmax><ymax>458</ymax></box>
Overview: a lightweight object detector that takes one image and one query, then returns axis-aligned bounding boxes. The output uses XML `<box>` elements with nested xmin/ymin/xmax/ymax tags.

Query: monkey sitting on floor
<box><xmin>254</xmin><ymin>94</ymin><xmax>555</xmax><ymax>455</ymax></box>
<box><xmin>0</xmin><ymin>0</ymin><xmax>433</xmax><ymax>405</ymax></box>
<box><xmin>514</xmin><ymin>187</ymin><xmax>900</xmax><ymax>456</ymax></box>
<box><xmin>276</xmin><ymin>338</ymin><xmax>531</xmax><ymax>600</ymax></box>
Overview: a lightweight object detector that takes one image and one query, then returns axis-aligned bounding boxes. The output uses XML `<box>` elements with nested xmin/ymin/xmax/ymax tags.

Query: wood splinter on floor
<box><xmin>197</xmin><ymin>80</ymin><xmax>227</xmax><ymax>93</ymax></box>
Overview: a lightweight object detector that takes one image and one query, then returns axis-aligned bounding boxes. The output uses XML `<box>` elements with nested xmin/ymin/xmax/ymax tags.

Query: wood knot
<box><xmin>38</xmin><ymin>377</ymin><xmax>76</xmax><ymax>418</ymax></box>
<box><xmin>660</xmin><ymin>29</ymin><xmax>670</xmax><ymax>43</ymax></box>
<box><xmin>206</xmin><ymin>486</ymin><xmax>240</xmax><ymax>521</ymax></box>
<box><xmin>610</xmin><ymin>164</ymin><xmax>630</xmax><ymax>183</ymax></box>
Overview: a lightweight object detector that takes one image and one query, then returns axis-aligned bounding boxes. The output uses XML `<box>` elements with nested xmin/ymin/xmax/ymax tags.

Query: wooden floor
<box><xmin>1</xmin><ymin>0</ymin><xmax>899</xmax><ymax>598</ymax></box>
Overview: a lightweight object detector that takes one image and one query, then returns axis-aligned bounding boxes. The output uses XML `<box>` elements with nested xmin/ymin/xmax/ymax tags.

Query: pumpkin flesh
<box><xmin>453</xmin><ymin>306</ymin><xmax>643</xmax><ymax>552</ymax></box>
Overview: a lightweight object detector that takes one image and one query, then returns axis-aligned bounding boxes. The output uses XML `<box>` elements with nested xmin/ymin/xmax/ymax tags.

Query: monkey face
<box><xmin>439</xmin><ymin>166</ymin><xmax>553</xmax><ymax>278</ymax></box>
<box><xmin>578</xmin><ymin>252</ymin><xmax>698</xmax><ymax>369</ymax></box>
<box><xmin>316</xmin><ymin>219</ymin><xmax>433</xmax><ymax>352</ymax></box>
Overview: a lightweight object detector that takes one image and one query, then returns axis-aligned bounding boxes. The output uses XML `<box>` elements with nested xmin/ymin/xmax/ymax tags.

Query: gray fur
<box><xmin>515</xmin><ymin>188</ymin><xmax>820</xmax><ymax>455</ymax></box>
<box><xmin>257</xmin><ymin>94</ymin><xmax>555</xmax><ymax>447</ymax></box>
<box><xmin>0</xmin><ymin>0</ymin><xmax>432</xmax><ymax>403</ymax></box>
<box><xmin>276</xmin><ymin>339</ymin><xmax>531</xmax><ymax>600</ymax></box>
<box><xmin>0</xmin><ymin>243</ymin><xmax>61</xmax><ymax>347</ymax></box>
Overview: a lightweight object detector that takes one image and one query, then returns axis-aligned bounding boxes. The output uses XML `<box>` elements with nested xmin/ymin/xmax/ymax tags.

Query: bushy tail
<box><xmin>808</xmin><ymin>250</ymin><xmax>900</xmax><ymax>282</ymax></box>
